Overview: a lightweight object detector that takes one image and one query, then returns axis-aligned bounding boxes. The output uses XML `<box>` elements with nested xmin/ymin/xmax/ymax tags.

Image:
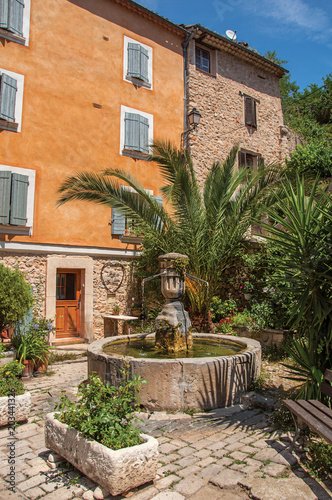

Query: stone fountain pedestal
<box><xmin>155</xmin><ymin>253</ymin><xmax>193</xmax><ymax>352</ymax></box>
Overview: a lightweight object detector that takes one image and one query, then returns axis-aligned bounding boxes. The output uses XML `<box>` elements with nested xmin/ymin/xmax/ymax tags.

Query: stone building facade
<box><xmin>184</xmin><ymin>25</ymin><xmax>290</xmax><ymax>184</ymax></box>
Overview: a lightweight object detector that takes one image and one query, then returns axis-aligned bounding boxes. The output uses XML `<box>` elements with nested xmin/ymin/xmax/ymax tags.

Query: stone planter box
<box><xmin>233</xmin><ymin>326</ymin><xmax>293</xmax><ymax>346</ymax></box>
<box><xmin>0</xmin><ymin>392</ymin><xmax>31</xmax><ymax>427</ymax></box>
<box><xmin>45</xmin><ymin>413</ymin><xmax>159</xmax><ymax>496</ymax></box>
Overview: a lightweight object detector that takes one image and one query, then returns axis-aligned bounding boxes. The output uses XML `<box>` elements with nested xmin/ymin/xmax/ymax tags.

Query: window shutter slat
<box><xmin>8</xmin><ymin>0</ymin><xmax>24</xmax><ymax>36</ymax></box>
<box><xmin>124</xmin><ymin>112</ymin><xmax>140</xmax><ymax>151</ymax></box>
<box><xmin>10</xmin><ymin>172</ymin><xmax>28</xmax><ymax>225</ymax></box>
<box><xmin>0</xmin><ymin>0</ymin><xmax>9</xmax><ymax>30</ymax></box>
<box><xmin>140</xmin><ymin>46</ymin><xmax>149</xmax><ymax>82</ymax></box>
<box><xmin>111</xmin><ymin>208</ymin><xmax>126</xmax><ymax>235</ymax></box>
<box><xmin>127</xmin><ymin>43</ymin><xmax>141</xmax><ymax>79</ymax></box>
<box><xmin>0</xmin><ymin>170</ymin><xmax>11</xmax><ymax>223</ymax></box>
<box><xmin>0</xmin><ymin>73</ymin><xmax>17</xmax><ymax>122</ymax></box>
<box><xmin>139</xmin><ymin>115</ymin><xmax>149</xmax><ymax>153</ymax></box>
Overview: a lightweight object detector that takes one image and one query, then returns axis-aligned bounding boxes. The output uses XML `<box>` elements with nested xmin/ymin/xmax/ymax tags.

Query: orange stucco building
<box><xmin>0</xmin><ymin>0</ymin><xmax>187</xmax><ymax>342</ymax></box>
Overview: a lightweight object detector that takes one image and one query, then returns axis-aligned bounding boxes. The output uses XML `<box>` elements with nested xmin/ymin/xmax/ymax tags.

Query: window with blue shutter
<box><xmin>0</xmin><ymin>0</ymin><xmax>24</xmax><ymax>37</ymax></box>
<box><xmin>0</xmin><ymin>170</ymin><xmax>28</xmax><ymax>225</ymax></box>
<box><xmin>124</xmin><ymin>112</ymin><xmax>149</xmax><ymax>154</ymax></box>
<box><xmin>111</xmin><ymin>207</ymin><xmax>126</xmax><ymax>235</ymax></box>
<box><xmin>0</xmin><ymin>73</ymin><xmax>17</xmax><ymax>122</ymax></box>
<box><xmin>127</xmin><ymin>43</ymin><xmax>149</xmax><ymax>83</ymax></box>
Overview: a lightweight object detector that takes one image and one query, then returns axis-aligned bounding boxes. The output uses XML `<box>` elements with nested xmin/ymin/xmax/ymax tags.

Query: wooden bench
<box><xmin>283</xmin><ymin>369</ymin><xmax>332</xmax><ymax>448</ymax></box>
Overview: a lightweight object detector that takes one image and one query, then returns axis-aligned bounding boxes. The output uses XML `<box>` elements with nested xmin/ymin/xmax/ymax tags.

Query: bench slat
<box><xmin>325</xmin><ymin>369</ymin><xmax>332</xmax><ymax>383</ymax></box>
<box><xmin>297</xmin><ymin>400</ymin><xmax>332</xmax><ymax>432</ymax></box>
<box><xmin>284</xmin><ymin>399</ymin><xmax>332</xmax><ymax>444</ymax></box>
<box><xmin>308</xmin><ymin>400</ymin><xmax>332</xmax><ymax>420</ymax></box>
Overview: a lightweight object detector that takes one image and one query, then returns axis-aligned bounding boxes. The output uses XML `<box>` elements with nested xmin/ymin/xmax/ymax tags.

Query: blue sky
<box><xmin>136</xmin><ymin>0</ymin><xmax>332</xmax><ymax>91</ymax></box>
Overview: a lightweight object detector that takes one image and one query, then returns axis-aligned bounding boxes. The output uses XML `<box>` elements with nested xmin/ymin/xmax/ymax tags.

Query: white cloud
<box><xmin>222</xmin><ymin>0</ymin><xmax>332</xmax><ymax>43</ymax></box>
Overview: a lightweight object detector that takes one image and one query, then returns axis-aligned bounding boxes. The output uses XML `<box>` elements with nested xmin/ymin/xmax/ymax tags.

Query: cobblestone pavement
<box><xmin>0</xmin><ymin>356</ymin><xmax>331</xmax><ymax>500</ymax></box>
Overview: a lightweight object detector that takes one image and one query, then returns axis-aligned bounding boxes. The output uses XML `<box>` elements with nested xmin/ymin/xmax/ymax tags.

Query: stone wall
<box><xmin>0</xmin><ymin>253</ymin><xmax>137</xmax><ymax>340</ymax></box>
<box><xmin>187</xmin><ymin>41</ymin><xmax>291</xmax><ymax>185</ymax></box>
<box><xmin>92</xmin><ymin>257</ymin><xmax>137</xmax><ymax>338</ymax></box>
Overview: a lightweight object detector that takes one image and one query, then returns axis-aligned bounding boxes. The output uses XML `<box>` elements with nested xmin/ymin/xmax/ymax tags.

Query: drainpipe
<box><xmin>182</xmin><ymin>26</ymin><xmax>199</xmax><ymax>150</ymax></box>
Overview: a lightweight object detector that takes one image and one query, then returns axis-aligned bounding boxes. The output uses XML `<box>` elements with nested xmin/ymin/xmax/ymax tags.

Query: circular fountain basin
<box><xmin>88</xmin><ymin>333</ymin><xmax>261</xmax><ymax>412</ymax></box>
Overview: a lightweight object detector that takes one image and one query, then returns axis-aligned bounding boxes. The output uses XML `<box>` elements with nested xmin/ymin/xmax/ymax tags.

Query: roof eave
<box><xmin>114</xmin><ymin>0</ymin><xmax>190</xmax><ymax>37</ymax></box>
<box><xmin>186</xmin><ymin>24</ymin><xmax>287</xmax><ymax>78</ymax></box>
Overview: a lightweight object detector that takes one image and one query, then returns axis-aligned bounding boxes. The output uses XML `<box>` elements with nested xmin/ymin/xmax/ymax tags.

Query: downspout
<box><xmin>182</xmin><ymin>26</ymin><xmax>199</xmax><ymax>150</ymax></box>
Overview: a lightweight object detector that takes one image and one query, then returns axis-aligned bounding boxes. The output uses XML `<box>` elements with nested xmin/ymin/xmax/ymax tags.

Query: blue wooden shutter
<box><xmin>154</xmin><ymin>195</ymin><xmax>163</xmax><ymax>230</ymax></box>
<box><xmin>8</xmin><ymin>0</ymin><xmax>24</xmax><ymax>36</ymax></box>
<box><xmin>127</xmin><ymin>43</ymin><xmax>141</xmax><ymax>79</ymax></box>
<box><xmin>0</xmin><ymin>0</ymin><xmax>9</xmax><ymax>30</ymax></box>
<box><xmin>111</xmin><ymin>207</ymin><xmax>125</xmax><ymax>235</ymax></box>
<box><xmin>10</xmin><ymin>172</ymin><xmax>28</xmax><ymax>225</ymax></box>
<box><xmin>0</xmin><ymin>73</ymin><xmax>17</xmax><ymax>122</ymax></box>
<box><xmin>139</xmin><ymin>115</ymin><xmax>149</xmax><ymax>153</ymax></box>
<box><xmin>140</xmin><ymin>46</ymin><xmax>149</xmax><ymax>82</ymax></box>
<box><xmin>0</xmin><ymin>170</ymin><xmax>11</xmax><ymax>223</ymax></box>
<box><xmin>124</xmin><ymin>112</ymin><xmax>140</xmax><ymax>151</ymax></box>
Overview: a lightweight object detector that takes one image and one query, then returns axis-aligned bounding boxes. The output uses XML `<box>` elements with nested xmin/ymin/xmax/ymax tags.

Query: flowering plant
<box><xmin>240</xmin><ymin>281</ymin><xmax>254</xmax><ymax>294</ymax></box>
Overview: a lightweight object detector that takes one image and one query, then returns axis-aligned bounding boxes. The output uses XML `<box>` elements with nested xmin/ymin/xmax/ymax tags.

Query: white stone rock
<box><xmin>93</xmin><ymin>486</ymin><xmax>109</xmax><ymax>499</ymax></box>
<box><xmin>45</xmin><ymin>412</ymin><xmax>159</xmax><ymax>496</ymax></box>
<box><xmin>0</xmin><ymin>392</ymin><xmax>31</xmax><ymax>427</ymax></box>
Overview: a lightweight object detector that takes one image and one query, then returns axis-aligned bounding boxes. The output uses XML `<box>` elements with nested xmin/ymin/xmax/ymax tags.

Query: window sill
<box><xmin>119</xmin><ymin>234</ymin><xmax>143</xmax><ymax>244</ymax></box>
<box><xmin>122</xmin><ymin>148</ymin><xmax>150</xmax><ymax>160</ymax></box>
<box><xmin>0</xmin><ymin>119</ymin><xmax>18</xmax><ymax>132</ymax></box>
<box><xmin>0</xmin><ymin>28</ymin><xmax>25</xmax><ymax>45</ymax></box>
<box><xmin>0</xmin><ymin>224</ymin><xmax>31</xmax><ymax>235</ymax></box>
<box><xmin>195</xmin><ymin>68</ymin><xmax>216</xmax><ymax>78</ymax></box>
<box><xmin>125</xmin><ymin>75</ymin><xmax>151</xmax><ymax>89</ymax></box>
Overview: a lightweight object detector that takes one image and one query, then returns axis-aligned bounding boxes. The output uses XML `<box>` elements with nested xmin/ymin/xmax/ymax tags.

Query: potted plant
<box><xmin>112</xmin><ymin>304</ymin><xmax>120</xmax><ymax>316</ymax></box>
<box><xmin>0</xmin><ymin>360</ymin><xmax>31</xmax><ymax>426</ymax></box>
<box><xmin>13</xmin><ymin>319</ymin><xmax>51</xmax><ymax>377</ymax></box>
<box><xmin>241</xmin><ymin>281</ymin><xmax>254</xmax><ymax>300</ymax></box>
<box><xmin>45</xmin><ymin>369</ymin><xmax>159</xmax><ymax>496</ymax></box>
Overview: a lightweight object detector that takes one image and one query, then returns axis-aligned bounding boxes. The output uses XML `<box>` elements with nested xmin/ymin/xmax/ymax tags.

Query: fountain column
<box><xmin>155</xmin><ymin>253</ymin><xmax>193</xmax><ymax>352</ymax></box>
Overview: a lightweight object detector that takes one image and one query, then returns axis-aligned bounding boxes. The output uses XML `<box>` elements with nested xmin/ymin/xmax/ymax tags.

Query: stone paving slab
<box><xmin>0</xmin><ymin>358</ymin><xmax>331</xmax><ymax>500</ymax></box>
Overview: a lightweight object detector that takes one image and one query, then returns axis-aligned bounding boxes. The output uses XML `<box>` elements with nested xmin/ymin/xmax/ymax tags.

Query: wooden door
<box><xmin>56</xmin><ymin>270</ymin><xmax>81</xmax><ymax>338</ymax></box>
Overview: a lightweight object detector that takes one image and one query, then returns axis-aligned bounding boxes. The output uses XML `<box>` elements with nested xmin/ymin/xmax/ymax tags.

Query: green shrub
<box><xmin>0</xmin><ymin>264</ymin><xmax>34</xmax><ymax>333</ymax></box>
<box><xmin>231</xmin><ymin>310</ymin><xmax>251</xmax><ymax>327</ymax></box>
<box><xmin>305</xmin><ymin>439</ymin><xmax>332</xmax><ymax>479</ymax></box>
<box><xmin>210</xmin><ymin>297</ymin><xmax>238</xmax><ymax>322</ymax></box>
<box><xmin>0</xmin><ymin>361</ymin><xmax>25</xmax><ymax>397</ymax></box>
<box><xmin>55</xmin><ymin>369</ymin><xmax>146</xmax><ymax>450</ymax></box>
<box><xmin>286</xmin><ymin>140</ymin><xmax>332</xmax><ymax>178</ymax></box>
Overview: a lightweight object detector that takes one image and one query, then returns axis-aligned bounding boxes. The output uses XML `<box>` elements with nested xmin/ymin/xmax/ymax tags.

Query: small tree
<box><xmin>0</xmin><ymin>264</ymin><xmax>34</xmax><ymax>334</ymax></box>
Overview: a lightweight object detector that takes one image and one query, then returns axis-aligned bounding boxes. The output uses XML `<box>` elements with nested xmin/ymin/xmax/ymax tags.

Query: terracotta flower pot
<box><xmin>22</xmin><ymin>360</ymin><xmax>34</xmax><ymax>378</ymax></box>
<box><xmin>34</xmin><ymin>354</ymin><xmax>49</xmax><ymax>373</ymax></box>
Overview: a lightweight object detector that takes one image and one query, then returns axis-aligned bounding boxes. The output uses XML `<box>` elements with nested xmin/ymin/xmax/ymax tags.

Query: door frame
<box><xmin>46</xmin><ymin>257</ymin><xmax>94</xmax><ymax>344</ymax></box>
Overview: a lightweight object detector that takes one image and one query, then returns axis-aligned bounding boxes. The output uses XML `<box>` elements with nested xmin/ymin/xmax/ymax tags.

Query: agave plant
<box><xmin>259</xmin><ymin>174</ymin><xmax>332</xmax><ymax>399</ymax></box>
<box><xmin>58</xmin><ymin>142</ymin><xmax>283</xmax><ymax>331</ymax></box>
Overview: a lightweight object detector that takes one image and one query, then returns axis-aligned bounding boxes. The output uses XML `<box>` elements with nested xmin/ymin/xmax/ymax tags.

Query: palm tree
<box><xmin>58</xmin><ymin>142</ymin><xmax>282</xmax><ymax>331</ymax></box>
<box><xmin>258</xmin><ymin>174</ymin><xmax>332</xmax><ymax>399</ymax></box>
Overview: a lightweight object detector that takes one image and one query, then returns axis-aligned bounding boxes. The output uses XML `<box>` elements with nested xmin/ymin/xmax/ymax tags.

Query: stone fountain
<box><xmin>88</xmin><ymin>253</ymin><xmax>261</xmax><ymax>411</ymax></box>
<box><xmin>155</xmin><ymin>253</ymin><xmax>193</xmax><ymax>352</ymax></box>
